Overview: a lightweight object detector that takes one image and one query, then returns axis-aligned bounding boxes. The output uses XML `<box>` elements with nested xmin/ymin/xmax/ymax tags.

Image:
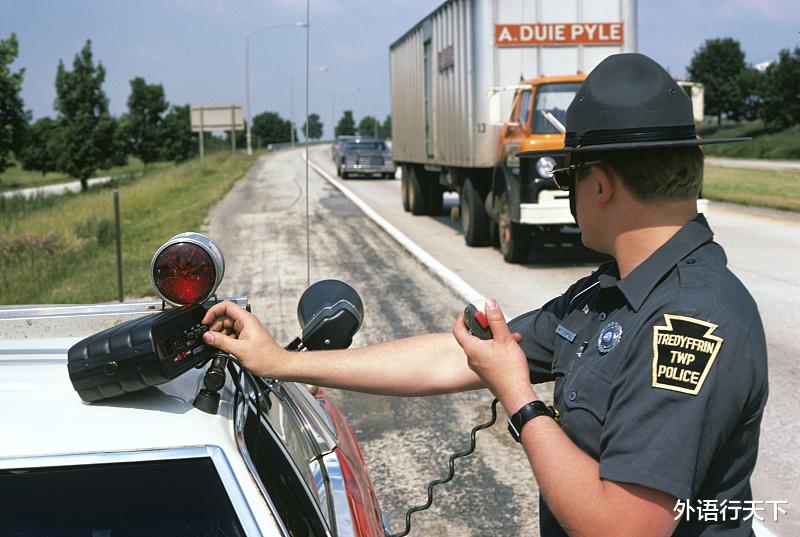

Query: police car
<box><xmin>0</xmin><ymin>233</ymin><xmax>387</xmax><ymax>537</ymax></box>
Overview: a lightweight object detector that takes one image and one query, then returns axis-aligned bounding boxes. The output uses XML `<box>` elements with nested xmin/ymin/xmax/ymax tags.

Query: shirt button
<box><xmin>598</xmin><ymin>312</ymin><xmax>607</xmax><ymax>320</ymax></box>
<box><xmin>568</xmin><ymin>391</ymin><xmax>577</xmax><ymax>401</ymax></box>
<box><xmin>686</xmin><ymin>258</ymin><xmax>696</xmax><ymax>264</ymax></box>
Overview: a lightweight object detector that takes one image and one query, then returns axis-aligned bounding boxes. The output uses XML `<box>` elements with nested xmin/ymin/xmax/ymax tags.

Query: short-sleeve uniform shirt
<box><xmin>509</xmin><ymin>215</ymin><xmax>768</xmax><ymax>536</ymax></box>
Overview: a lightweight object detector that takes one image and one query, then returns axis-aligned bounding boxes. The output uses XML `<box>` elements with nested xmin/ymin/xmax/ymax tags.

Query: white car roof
<box><xmin>0</xmin><ymin>336</ymin><xmax>239</xmax><ymax>461</ymax></box>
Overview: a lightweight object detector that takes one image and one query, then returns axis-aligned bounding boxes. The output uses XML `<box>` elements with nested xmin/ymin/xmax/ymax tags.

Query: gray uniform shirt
<box><xmin>508</xmin><ymin>215</ymin><xmax>768</xmax><ymax>536</ymax></box>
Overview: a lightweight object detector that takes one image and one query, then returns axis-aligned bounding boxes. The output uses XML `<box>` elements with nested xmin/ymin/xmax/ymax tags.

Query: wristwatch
<box><xmin>507</xmin><ymin>400</ymin><xmax>560</xmax><ymax>443</ymax></box>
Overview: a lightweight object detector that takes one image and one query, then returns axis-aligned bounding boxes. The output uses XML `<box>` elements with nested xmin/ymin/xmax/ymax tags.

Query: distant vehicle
<box><xmin>0</xmin><ymin>233</ymin><xmax>387</xmax><ymax>537</ymax></box>
<box><xmin>390</xmin><ymin>0</ymin><xmax>637</xmax><ymax>262</ymax></box>
<box><xmin>331</xmin><ymin>134</ymin><xmax>357</xmax><ymax>162</ymax></box>
<box><xmin>337</xmin><ymin>138</ymin><xmax>396</xmax><ymax>179</ymax></box>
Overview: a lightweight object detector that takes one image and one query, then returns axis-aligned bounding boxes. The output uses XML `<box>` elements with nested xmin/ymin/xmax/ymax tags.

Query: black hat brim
<box><xmin>517</xmin><ymin>137</ymin><xmax>751</xmax><ymax>159</ymax></box>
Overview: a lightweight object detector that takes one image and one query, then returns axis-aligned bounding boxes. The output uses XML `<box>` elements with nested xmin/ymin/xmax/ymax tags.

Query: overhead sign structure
<box><xmin>190</xmin><ymin>104</ymin><xmax>244</xmax><ymax>159</ymax></box>
<box><xmin>495</xmin><ymin>22</ymin><xmax>624</xmax><ymax>47</ymax></box>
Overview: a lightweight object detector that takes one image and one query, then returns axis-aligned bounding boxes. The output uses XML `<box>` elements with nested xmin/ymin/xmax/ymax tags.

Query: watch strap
<box><xmin>507</xmin><ymin>400</ymin><xmax>559</xmax><ymax>442</ymax></box>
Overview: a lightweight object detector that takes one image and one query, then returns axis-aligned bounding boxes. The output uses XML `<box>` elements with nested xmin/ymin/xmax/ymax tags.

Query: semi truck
<box><xmin>390</xmin><ymin>0</ymin><xmax>637</xmax><ymax>262</ymax></box>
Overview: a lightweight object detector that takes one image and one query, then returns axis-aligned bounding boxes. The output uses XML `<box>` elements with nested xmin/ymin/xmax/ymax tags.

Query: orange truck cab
<box><xmin>485</xmin><ymin>75</ymin><xmax>586</xmax><ymax>262</ymax></box>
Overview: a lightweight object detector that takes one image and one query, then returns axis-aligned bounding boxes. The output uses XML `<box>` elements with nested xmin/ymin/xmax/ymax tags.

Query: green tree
<box><xmin>19</xmin><ymin>117</ymin><xmax>63</xmax><ymax>175</ymax></box>
<box><xmin>302</xmin><ymin>113</ymin><xmax>323</xmax><ymax>140</ymax></box>
<box><xmin>107</xmin><ymin>116</ymin><xmax>129</xmax><ymax>167</ymax></box>
<box><xmin>760</xmin><ymin>48</ymin><xmax>800</xmax><ymax>129</ymax></box>
<box><xmin>161</xmin><ymin>104</ymin><xmax>196</xmax><ymax>162</ymax></box>
<box><xmin>380</xmin><ymin>114</ymin><xmax>392</xmax><ymax>139</ymax></box>
<box><xmin>0</xmin><ymin>33</ymin><xmax>28</xmax><ymax>174</ymax></box>
<box><xmin>54</xmin><ymin>40</ymin><xmax>116</xmax><ymax>189</ymax></box>
<box><xmin>735</xmin><ymin>67</ymin><xmax>765</xmax><ymax>122</ymax></box>
<box><xmin>688</xmin><ymin>38</ymin><xmax>748</xmax><ymax>125</ymax></box>
<box><xmin>335</xmin><ymin>110</ymin><xmax>355</xmax><ymax>136</ymax></box>
<box><xmin>124</xmin><ymin>77</ymin><xmax>168</xmax><ymax>165</ymax></box>
<box><xmin>252</xmin><ymin>111</ymin><xmax>293</xmax><ymax>145</ymax></box>
<box><xmin>357</xmin><ymin>115</ymin><xmax>380</xmax><ymax>138</ymax></box>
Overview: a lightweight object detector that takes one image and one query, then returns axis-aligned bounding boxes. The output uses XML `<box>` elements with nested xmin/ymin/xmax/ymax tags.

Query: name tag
<box><xmin>555</xmin><ymin>324</ymin><xmax>576</xmax><ymax>343</ymax></box>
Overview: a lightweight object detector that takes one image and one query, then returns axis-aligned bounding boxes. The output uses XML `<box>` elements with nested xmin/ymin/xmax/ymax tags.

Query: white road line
<box><xmin>304</xmin><ymin>154</ymin><xmax>485</xmax><ymax>306</ymax></box>
<box><xmin>306</xmin><ymin>152</ymin><xmax>784</xmax><ymax>537</ymax></box>
<box><xmin>754</xmin><ymin>520</ymin><xmax>780</xmax><ymax>537</ymax></box>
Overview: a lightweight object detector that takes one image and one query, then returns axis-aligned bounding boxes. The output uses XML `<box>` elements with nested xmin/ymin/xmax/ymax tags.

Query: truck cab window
<box><xmin>532</xmin><ymin>82</ymin><xmax>581</xmax><ymax>134</ymax></box>
<box><xmin>518</xmin><ymin>89</ymin><xmax>532</xmax><ymax>127</ymax></box>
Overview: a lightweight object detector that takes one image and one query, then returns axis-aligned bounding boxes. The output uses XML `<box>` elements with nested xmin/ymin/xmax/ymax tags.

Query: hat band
<box><xmin>565</xmin><ymin>125</ymin><xmax>697</xmax><ymax>148</ymax></box>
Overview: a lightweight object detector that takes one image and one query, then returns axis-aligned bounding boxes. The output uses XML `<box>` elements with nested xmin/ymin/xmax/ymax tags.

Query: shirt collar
<box><xmin>597</xmin><ymin>214</ymin><xmax>715</xmax><ymax>312</ymax></box>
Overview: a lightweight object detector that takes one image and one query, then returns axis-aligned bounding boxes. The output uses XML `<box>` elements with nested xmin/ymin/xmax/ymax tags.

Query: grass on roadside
<box><xmin>703</xmin><ymin>165</ymin><xmax>800</xmax><ymax>212</ymax></box>
<box><xmin>0</xmin><ymin>157</ymin><xmax>173</xmax><ymax>192</ymax></box>
<box><xmin>0</xmin><ymin>152</ymin><xmax>256</xmax><ymax>305</ymax></box>
<box><xmin>700</xmin><ymin>121</ymin><xmax>800</xmax><ymax>160</ymax></box>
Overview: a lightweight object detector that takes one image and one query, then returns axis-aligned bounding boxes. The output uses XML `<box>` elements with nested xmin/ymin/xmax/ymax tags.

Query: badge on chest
<box><xmin>651</xmin><ymin>314</ymin><xmax>724</xmax><ymax>395</ymax></box>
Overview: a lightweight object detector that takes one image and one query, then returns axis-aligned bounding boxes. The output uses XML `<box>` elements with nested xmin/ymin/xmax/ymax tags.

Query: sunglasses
<box><xmin>551</xmin><ymin>160</ymin><xmax>603</xmax><ymax>190</ymax></box>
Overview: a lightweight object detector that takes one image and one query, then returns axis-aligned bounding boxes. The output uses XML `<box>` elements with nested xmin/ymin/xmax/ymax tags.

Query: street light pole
<box><xmin>245</xmin><ymin>21</ymin><xmax>307</xmax><ymax>156</ymax></box>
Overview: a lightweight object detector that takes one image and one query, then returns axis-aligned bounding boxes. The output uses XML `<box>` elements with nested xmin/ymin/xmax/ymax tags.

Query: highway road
<box><xmin>209</xmin><ymin>146</ymin><xmax>798</xmax><ymax>536</ymax></box>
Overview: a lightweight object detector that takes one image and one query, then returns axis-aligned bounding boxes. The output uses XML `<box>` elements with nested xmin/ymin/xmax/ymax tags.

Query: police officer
<box><xmin>202</xmin><ymin>53</ymin><xmax>768</xmax><ymax>536</ymax></box>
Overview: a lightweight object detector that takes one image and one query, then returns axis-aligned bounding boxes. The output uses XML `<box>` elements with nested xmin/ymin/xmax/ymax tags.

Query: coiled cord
<box><xmin>386</xmin><ymin>398</ymin><xmax>500</xmax><ymax>537</ymax></box>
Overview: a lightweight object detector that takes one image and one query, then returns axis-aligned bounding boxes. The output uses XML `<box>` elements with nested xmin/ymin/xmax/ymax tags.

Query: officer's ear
<box><xmin>588</xmin><ymin>163</ymin><xmax>615</xmax><ymax>209</ymax></box>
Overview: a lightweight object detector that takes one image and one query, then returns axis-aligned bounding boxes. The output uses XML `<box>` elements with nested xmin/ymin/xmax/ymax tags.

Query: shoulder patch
<box><xmin>651</xmin><ymin>314</ymin><xmax>724</xmax><ymax>395</ymax></box>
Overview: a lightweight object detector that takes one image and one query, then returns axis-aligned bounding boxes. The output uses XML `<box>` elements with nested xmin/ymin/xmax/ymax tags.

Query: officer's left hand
<box><xmin>453</xmin><ymin>299</ymin><xmax>537</xmax><ymax>412</ymax></box>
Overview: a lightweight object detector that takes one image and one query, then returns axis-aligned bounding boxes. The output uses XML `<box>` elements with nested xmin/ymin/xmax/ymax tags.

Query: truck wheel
<box><xmin>427</xmin><ymin>180</ymin><xmax>443</xmax><ymax>215</ymax></box>
<box><xmin>401</xmin><ymin>167</ymin><xmax>410</xmax><ymax>211</ymax></box>
<box><xmin>408</xmin><ymin>166</ymin><xmax>428</xmax><ymax>215</ymax></box>
<box><xmin>498</xmin><ymin>192</ymin><xmax>530</xmax><ymax>263</ymax></box>
<box><xmin>461</xmin><ymin>179</ymin><xmax>489</xmax><ymax>246</ymax></box>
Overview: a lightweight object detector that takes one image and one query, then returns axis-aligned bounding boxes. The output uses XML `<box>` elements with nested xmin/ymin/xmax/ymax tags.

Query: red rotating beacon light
<box><xmin>150</xmin><ymin>232</ymin><xmax>225</xmax><ymax>306</ymax></box>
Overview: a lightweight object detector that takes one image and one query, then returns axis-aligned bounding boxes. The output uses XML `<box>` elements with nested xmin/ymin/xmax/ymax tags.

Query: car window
<box><xmin>345</xmin><ymin>142</ymin><xmax>385</xmax><ymax>151</ymax></box>
<box><xmin>0</xmin><ymin>458</ymin><xmax>245</xmax><ymax>536</ymax></box>
<box><xmin>532</xmin><ymin>82</ymin><xmax>581</xmax><ymax>133</ymax></box>
<box><xmin>240</xmin><ymin>388</ymin><xmax>332</xmax><ymax>537</ymax></box>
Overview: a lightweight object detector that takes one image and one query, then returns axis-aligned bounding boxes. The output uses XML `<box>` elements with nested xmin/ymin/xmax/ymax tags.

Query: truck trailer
<box><xmin>390</xmin><ymin>0</ymin><xmax>637</xmax><ymax>262</ymax></box>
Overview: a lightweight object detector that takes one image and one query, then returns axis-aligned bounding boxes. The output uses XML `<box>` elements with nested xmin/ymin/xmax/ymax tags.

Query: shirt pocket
<box><xmin>562</xmin><ymin>363</ymin><xmax>613</xmax><ymax>425</ymax></box>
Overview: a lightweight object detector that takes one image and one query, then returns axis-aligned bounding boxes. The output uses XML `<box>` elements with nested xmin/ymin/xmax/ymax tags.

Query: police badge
<box><xmin>597</xmin><ymin>322</ymin><xmax>623</xmax><ymax>354</ymax></box>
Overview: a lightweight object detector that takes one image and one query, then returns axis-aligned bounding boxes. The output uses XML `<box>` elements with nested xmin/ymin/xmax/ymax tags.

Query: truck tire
<box><xmin>498</xmin><ymin>192</ymin><xmax>530</xmax><ymax>263</ymax></box>
<box><xmin>427</xmin><ymin>179</ymin><xmax>443</xmax><ymax>215</ymax></box>
<box><xmin>408</xmin><ymin>166</ymin><xmax>428</xmax><ymax>215</ymax></box>
<box><xmin>401</xmin><ymin>166</ymin><xmax>410</xmax><ymax>211</ymax></box>
<box><xmin>461</xmin><ymin>179</ymin><xmax>489</xmax><ymax>246</ymax></box>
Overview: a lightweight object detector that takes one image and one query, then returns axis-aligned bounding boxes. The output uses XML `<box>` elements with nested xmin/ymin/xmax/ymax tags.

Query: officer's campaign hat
<box><xmin>517</xmin><ymin>53</ymin><xmax>749</xmax><ymax>159</ymax></box>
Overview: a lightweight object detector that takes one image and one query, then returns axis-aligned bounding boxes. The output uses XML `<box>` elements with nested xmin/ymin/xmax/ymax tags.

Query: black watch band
<box><xmin>507</xmin><ymin>400</ymin><xmax>559</xmax><ymax>443</ymax></box>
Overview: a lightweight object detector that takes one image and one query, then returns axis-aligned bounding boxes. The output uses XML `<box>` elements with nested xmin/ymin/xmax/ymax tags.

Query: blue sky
<box><xmin>3</xmin><ymin>0</ymin><xmax>799</xmax><ymax>139</ymax></box>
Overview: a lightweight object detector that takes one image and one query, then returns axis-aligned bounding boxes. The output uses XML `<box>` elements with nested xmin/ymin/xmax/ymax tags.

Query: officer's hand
<box><xmin>452</xmin><ymin>299</ymin><xmax>536</xmax><ymax>412</ymax></box>
<box><xmin>202</xmin><ymin>300</ymin><xmax>288</xmax><ymax>378</ymax></box>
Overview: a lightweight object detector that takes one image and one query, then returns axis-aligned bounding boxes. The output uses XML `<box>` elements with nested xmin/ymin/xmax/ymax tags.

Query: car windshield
<box><xmin>345</xmin><ymin>141</ymin><xmax>385</xmax><ymax>151</ymax></box>
<box><xmin>532</xmin><ymin>82</ymin><xmax>581</xmax><ymax>134</ymax></box>
<box><xmin>0</xmin><ymin>457</ymin><xmax>245</xmax><ymax>536</ymax></box>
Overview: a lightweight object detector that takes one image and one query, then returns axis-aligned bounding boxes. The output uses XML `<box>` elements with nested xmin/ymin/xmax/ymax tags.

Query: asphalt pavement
<box><xmin>1</xmin><ymin>175</ymin><xmax>112</xmax><ymax>199</ymax></box>
<box><xmin>206</xmin><ymin>146</ymin><xmax>797</xmax><ymax>536</ymax></box>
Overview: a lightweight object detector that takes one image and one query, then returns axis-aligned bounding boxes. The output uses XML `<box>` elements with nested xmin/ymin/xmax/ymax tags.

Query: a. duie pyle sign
<box><xmin>495</xmin><ymin>22</ymin><xmax>624</xmax><ymax>47</ymax></box>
